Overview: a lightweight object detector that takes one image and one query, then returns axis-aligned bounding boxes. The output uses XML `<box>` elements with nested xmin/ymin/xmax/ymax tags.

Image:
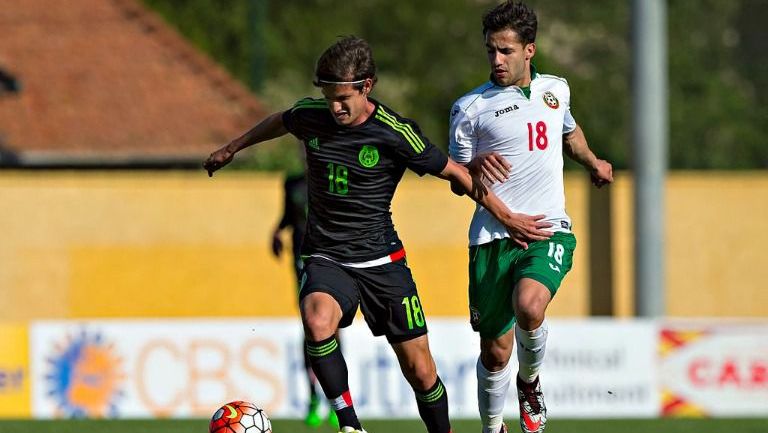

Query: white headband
<box><xmin>315</xmin><ymin>78</ymin><xmax>367</xmax><ymax>85</ymax></box>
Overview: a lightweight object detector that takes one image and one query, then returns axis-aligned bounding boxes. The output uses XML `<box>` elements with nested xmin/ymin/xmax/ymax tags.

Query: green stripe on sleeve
<box><xmin>375</xmin><ymin>107</ymin><xmax>426</xmax><ymax>153</ymax></box>
<box><xmin>377</xmin><ymin>107</ymin><xmax>425</xmax><ymax>152</ymax></box>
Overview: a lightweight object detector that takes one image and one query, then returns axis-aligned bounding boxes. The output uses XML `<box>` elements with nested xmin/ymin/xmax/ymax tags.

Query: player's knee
<box><xmin>302</xmin><ymin>313</ymin><xmax>336</xmax><ymax>341</ymax></box>
<box><xmin>480</xmin><ymin>345</ymin><xmax>512</xmax><ymax>371</ymax></box>
<box><xmin>404</xmin><ymin>358</ymin><xmax>437</xmax><ymax>390</ymax></box>
<box><xmin>300</xmin><ymin>292</ymin><xmax>342</xmax><ymax>338</ymax></box>
<box><xmin>515</xmin><ymin>299</ymin><xmax>547</xmax><ymax>328</ymax></box>
<box><xmin>300</xmin><ymin>301</ymin><xmax>338</xmax><ymax>341</ymax></box>
<box><xmin>515</xmin><ymin>290</ymin><xmax>550</xmax><ymax>330</ymax></box>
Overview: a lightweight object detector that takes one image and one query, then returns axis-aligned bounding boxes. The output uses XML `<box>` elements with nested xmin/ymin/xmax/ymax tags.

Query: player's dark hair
<box><xmin>482</xmin><ymin>1</ymin><xmax>537</xmax><ymax>44</ymax></box>
<box><xmin>314</xmin><ymin>36</ymin><xmax>378</xmax><ymax>92</ymax></box>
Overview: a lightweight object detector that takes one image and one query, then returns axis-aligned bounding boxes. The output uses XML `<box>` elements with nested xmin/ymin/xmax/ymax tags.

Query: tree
<box><xmin>142</xmin><ymin>0</ymin><xmax>768</xmax><ymax>170</ymax></box>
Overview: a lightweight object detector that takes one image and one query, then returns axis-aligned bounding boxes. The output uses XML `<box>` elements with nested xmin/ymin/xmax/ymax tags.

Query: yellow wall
<box><xmin>611</xmin><ymin>172</ymin><xmax>768</xmax><ymax>317</ymax></box>
<box><xmin>0</xmin><ymin>170</ymin><xmax>765</xmax><ymax>321</ymax></box>
<box><xmin>0</xmin><ymin>172</ymin><xmax>293</xmax><ymax>319</ymax></box>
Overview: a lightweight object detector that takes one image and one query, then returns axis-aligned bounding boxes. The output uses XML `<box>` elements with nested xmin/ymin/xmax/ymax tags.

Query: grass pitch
<box><xmin>0</xmin><ymin>418</ymin><xmax>767</xmax><ymax>433</ymax></box>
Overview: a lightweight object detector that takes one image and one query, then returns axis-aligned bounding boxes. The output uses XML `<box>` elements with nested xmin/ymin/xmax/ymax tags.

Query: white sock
<box><xmin>477</xmin><ymin>356</ymin><xmax>513</xmax><ymax>433</ymax></box>
<box><xmin>515</xmin><ymin>320</ymin><xmax>548</xmax><ymax>383</ymax></box>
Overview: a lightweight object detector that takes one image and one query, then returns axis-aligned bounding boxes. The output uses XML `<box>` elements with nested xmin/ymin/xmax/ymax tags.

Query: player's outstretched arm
<box><xmin>438</xmin><ymin>159</ymin><xmax>552</xmax><ymax>249</ymax></box>
<box><xmin>203</xmin><ymin>111</ymin><xmax>289</xmax><ymax>177</ymax></box>
<box><xmin>563</xmin><ymin>124</ymin><xmax>614</xmax><ymax>188</ymax></box>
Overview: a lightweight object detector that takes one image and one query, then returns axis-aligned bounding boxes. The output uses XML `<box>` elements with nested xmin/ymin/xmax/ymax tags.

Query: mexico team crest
<box><xmin>542</xmin><ymin>91</ymin><xmax>559</xmax><ymax>109</ymax></box>
<box><xmin>358</xmin><ymin>145</ymin><xmax>379</xmax><ymax>168</ymax></box>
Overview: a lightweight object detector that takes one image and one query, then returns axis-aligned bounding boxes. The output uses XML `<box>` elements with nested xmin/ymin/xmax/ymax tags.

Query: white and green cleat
<box><xmin>339</xmin><ymin>427</ymin><xmax>368</xmax><ymax>433</ymax></box>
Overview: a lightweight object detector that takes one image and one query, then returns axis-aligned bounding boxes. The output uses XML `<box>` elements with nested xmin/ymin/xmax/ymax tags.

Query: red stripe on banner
<box><xmin>389</xmin><ymin>248</ymin><xmax>406</xmax><ymax>262</ymax></box>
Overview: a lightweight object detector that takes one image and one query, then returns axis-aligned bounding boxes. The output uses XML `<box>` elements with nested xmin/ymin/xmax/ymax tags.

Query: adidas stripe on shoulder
<box><xmin>374</xmin><ymin>106</ymin><xmax>425</xmax><ymax>154</ymax></box>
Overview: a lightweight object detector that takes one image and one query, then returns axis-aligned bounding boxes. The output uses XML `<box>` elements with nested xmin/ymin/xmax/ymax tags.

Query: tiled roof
<box><xmin>0</xmin><ymin>0</ymin><xmax>267</xmax><ymax>166</ymax></box>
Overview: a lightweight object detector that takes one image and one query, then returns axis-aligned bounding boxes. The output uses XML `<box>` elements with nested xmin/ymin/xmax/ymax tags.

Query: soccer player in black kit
<box><xmin>204</xmin><ymin>36</ymin><xmax>551</xmax><ymax>433</ymax></box>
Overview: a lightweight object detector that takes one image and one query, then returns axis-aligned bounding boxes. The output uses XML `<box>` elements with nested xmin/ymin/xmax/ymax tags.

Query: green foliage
<box><xmin>257</xmin><ymin>0</ymin><xmax>496</xmax><ymax>150</ymax></box>
<box><xmin>532</xmin><ymin>0</ymin><xmax>631</xmax><ymax>170</ymax></box>
<box><xmin>142</xmin><ymin>0</ymin><xmax>768</xmax><ymax>170</ymax></box>
<box><xmin>227</xmin><ymin>136</ymin><xmax>306</xmax><ymax>175</ymax></box>
<box><xmin>144</xmin><ymin>0</ymin><xmax>251</xmax><ymax>78</ymax></box>
<box><xmin>667</xmin><ymin>0</ymin><xmax>767</xmax><ymax>168</ymax></box>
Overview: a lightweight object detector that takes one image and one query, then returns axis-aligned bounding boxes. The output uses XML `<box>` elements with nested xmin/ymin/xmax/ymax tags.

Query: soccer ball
<box><xmin>209</xmin><ymin>401</ymin><xmax>272</xmax><ymax>433</ymax></box>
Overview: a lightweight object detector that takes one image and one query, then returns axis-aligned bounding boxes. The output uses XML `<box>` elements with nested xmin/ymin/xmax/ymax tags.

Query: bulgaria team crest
<box><xmin>542</xmin><ymin>91</ymin><xmax>559</xmax><ymax>109</ymax></box>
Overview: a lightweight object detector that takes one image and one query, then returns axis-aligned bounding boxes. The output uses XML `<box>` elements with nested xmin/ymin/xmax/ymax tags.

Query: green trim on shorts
<box><xmin>517</xmin><ymin>272</ymin><xmax>558</xmax><ymax>296</ymax></box>
<box><xmin>468</xmin><ymin>232</ymin><xmax>576</xmax><ymax>339</ymax></box>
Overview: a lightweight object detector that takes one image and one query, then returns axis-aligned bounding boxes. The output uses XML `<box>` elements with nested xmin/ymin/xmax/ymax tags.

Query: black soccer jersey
<box><xmin>282</xmin><ymin>97</ymin><xmax>449</xmax><ymax>262</ymax></box>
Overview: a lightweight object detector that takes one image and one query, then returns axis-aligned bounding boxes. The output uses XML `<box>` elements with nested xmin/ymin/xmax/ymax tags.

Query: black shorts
<box><xmin>298</xmin><ymin>257</ymin><xmax>428</xmax><ymax>343</ymax></box>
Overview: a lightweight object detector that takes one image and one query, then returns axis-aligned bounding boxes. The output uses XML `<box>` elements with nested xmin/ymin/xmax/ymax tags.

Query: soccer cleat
<box><xmin>339</xmin><ymin>427</ymin><xmax>368</xmax><ymax>433</ymax></box>
<box><xmin>517</xmin><ymin>375</ymin><xmax>547</xmax><ymax>433</ymax></box>
<box><xmin>304</xmin><ymin>395</ymin><xmax>322</xmax><ymax>427</ymax></box>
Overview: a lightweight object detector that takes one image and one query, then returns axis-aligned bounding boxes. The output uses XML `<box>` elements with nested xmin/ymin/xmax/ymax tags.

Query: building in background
<box><xmin>0</xmin><ymin>0</ymin><xmax>266</xmax><ymax>168</ymax></box>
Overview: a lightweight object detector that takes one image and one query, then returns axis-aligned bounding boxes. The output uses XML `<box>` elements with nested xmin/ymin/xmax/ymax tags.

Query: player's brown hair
<box><xmin>482</xmin><ymin>1</ymin><xmax>538</xmax><ymax>44</ymax></box>
<box><xmin>314</xmin><ymin>36</ymin><xmax>378</xmax><ymax>92</ymax></box>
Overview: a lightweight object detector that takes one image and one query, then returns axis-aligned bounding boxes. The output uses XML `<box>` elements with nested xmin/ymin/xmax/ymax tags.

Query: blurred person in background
<box><xmin>449</xmin><ymin>2</ymin><xmax>614</xmax><ymax>433</ymax></box>
<box><xmin>0</xmin><ymin>65</ymin><xmax>21</xmax><ymax>165</ymax></box>
<box><xmin>270</xmin><ymin>168</ymin><xmax>339</xmax><ymax>429</ymax></box>
<box><xmin>0</xmin><ymin>66</ymin><xmax>20</xmax><ymax>95</ymax></box>
<box><xmin>204</xmin><ymin>35</ymin><xmax>548</xmax><ymax>433</ymax></box>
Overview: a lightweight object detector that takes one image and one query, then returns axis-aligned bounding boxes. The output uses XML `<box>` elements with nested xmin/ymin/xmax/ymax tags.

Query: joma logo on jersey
<box><xmin>307</xmin><ymin>137</ymin><xmax>319</xmax><ymax>150</ymax></box>
<box><xmin>542</xmin><ymin>91</ymin><xmax>559</xmax><ymax>109</ymax></box>
<box><xmin>494</xmin><ymin>105</ymin><xmax>519</xmax><ymax>117</ymax></box>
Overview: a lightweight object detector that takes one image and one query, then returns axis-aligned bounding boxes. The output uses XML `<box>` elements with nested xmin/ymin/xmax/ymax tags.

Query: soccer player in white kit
<box><xmin>448</xmin><ymin>2</ymin><xmax>613</xmax><ymax>433</ymax></box>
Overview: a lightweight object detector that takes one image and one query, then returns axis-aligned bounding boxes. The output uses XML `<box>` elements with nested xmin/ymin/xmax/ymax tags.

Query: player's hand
<box><xmin>449</xmin><ymin>177</ymin><xmax>466</xmax><ymax>196</ymax></box>
<box><xmin>203</xmin><ymin>146</ymin><xmax>235</xmax><ymax>177</ymax></box>
<box><xmin>271</xmin><ymin>231</ymin><xmax>283</xmax><ymax>257</ymax></box>
<box><xmin>590</xmin><ymin>159</ymin><xmax>613</xmax><ymax>188</ymax></box>
<box><xmin>501</xmin><ymin>213</ymin><xmax>553</xmax><ymax>250</ymax></box>
<box><xmin>467</xmin><ymin>152</ymin><xmax>511</xmax><ymax>184</ymax></box>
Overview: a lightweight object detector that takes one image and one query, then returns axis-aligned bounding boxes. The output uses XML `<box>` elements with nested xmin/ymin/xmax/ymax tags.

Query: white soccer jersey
<box><xmin>449</xmin><ymin>72</ymin><xmax>576</xmax><ymax>246</ymax></box>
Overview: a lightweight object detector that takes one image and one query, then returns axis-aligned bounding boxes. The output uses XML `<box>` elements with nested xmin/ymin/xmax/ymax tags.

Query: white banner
<box><xmin>659</xmin><ymin>322</ymin><xmax>768</xmax><ymax>416</ymax></box>
<box><xmin>30</xmin><ymin>319</ymin><xmax>305</xmax><ymax>419</ymax></box>
<box><xmin>539</xmin><ymin>319</ymin><xmax>659</xmax><ymax>418</ymax></box>
<box><xmin>29</xmin><ymin>318</ymin><xmax>657</xmax><ymax>419</ymax></box>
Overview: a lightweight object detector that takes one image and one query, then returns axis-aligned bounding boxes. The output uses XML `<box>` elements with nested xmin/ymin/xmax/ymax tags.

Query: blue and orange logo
<box><xmin>45</xmin><ymin>329</ymin><xmax>124</xmax><ymax>417</ymax></box>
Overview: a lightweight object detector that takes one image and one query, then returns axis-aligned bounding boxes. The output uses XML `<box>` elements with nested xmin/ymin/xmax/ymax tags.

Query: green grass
<box><xmin>0</xmin><ymin>418</ymin><xmax>766</xmax><ymax>433</ymax></box>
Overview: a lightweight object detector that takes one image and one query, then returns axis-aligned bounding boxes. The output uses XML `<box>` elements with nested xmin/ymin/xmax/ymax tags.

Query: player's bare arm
<box><xmin>438</xmin><ymin>159</ymin><xmax>552</xmax><ymax>249</ymax></box>
<box><xmin>467</xmin><ymin>151</ymin><xmax>512</xmax><ymax>184</ymax></box>
<box><xmin>563</xmin><ymin>124</ymin><xmax>614</xmax><ymax>188</ymax></box>
<box><xmin>203</xmin><ymin>111</ymin><xmax>289</xmax><ymax>177</ymax></box>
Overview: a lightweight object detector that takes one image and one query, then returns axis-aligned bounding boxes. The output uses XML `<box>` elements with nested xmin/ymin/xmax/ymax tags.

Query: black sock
<box><xmin>306</xmin><ymin>336</ymin><xmax>361</xmax><ymax>430</ymax></box>
<box><xmin>414</xmin><ymin>376</ymin><xmax>451</xmax><ymax>433</ymax></box>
